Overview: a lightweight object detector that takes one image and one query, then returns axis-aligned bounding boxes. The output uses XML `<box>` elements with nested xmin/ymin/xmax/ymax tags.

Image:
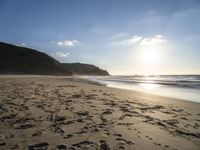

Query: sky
<box><xmin>0</xmin><ymin>0</ymin><xmax>200</xmax><ymax>75</ymax></box>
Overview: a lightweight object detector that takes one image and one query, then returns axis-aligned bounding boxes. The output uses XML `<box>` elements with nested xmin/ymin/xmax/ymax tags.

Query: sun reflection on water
<box><xmin>139</xmin><ymin>83</ymin><xmax>160</xmax><ymax>90</ymax></box>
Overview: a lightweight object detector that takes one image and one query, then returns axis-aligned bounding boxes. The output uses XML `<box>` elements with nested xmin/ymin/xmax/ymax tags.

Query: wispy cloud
<box><xmin>21</xmin><ymin>43</ymin><xmax>27</xmax><ymax>46</ymax></box>
<box><xmin>121</xmin><ymin>35</ymin><xmax>143</xmax><ymax>45</ymax></box>
<box><xmin>54</xmin><ymin>40</ymin><xmax>79</xmax><ymax>47</ymax></box>
<box><xmin>110</xmin><ymin>34</ymin><xmax>166</xmax><ymax>46</ymax></box>
<box><xmin>140</xmin><ymin>35</ymin><xmax>166</xmax><ymax>46</ymax></box>
<box><xmin>110</xmin><ymin>35</ymin><xmax>141</xmax><ymax>46</ymax></box>
<box><xmin>54</xmin><ymin>51</ymin><xmax>70</xmax><ymax>58</ymax></box>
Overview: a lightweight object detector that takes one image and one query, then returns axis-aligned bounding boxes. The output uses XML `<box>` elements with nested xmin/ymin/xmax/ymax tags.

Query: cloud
<box><xmin>55</xmin><ymin>51</ymin><xmax>70</xmax><ymax>58</ymax></box>
<box><xmin>120</xmin><ymin>35</ymin><xmax>143</xmax><ymax>46</ymax></box>
<box><xmin>140</xmin><ymin>35</ymin><xmax>166</xmax><ymax>46</ymax></box>
<box><xmin>21</xmin><ymin>43</ymin><xmax>27</xmax><ymax>46</ymax></box>
<box><xmin>57</xmin><ymin>41</ymin><xmax>64</xmax><ymax>46</ymax></box>
<box><xmin>110</xmin><ymin>34</ymin><xmax>166</xmax><ymax>46</ymax></box>
<box><xmin>56</xmin><ymin>40</ymin><xmax>79</xmax><ymax>47</ymax></box>
<box><xmin>110</xmin><ymin>35</ymin><xmax>142</xmax><ymax>46</ymax></box>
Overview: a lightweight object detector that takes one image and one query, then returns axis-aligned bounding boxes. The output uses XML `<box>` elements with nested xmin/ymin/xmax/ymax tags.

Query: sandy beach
<box><xmin>0</xmin><ymin>75</ymin><xmax>199</xmax><ymax>150</ymax></box>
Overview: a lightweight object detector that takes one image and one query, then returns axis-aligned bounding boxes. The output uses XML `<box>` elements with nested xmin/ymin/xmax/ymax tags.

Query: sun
<box><xmin>139</xmin><ymin>49</ymin><xmax>159</xmax><ymax>66</ymax></box>
<box><xmin>137</xmin><ymin>46</ymin><xmax>161</xmax><ymax>74</ymax></box>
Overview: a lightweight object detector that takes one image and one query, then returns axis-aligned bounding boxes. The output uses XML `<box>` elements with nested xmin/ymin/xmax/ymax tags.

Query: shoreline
<box><xmin>79</xmin><ymin>76</ymin><xmax>200</xmax><ymax>105</ymax></box>
<box><xmin>0</xmin><ymin>75</ymin><xmax>199</xmax><ymax>110</ymax></box>
<box><xmin>0</xmin><ymin>75</ymin><xmax>199</xmax><ymax>149</ymax></box>
<box><xmin>82</xmin><ymin>76</ymin><xmax>200</xmax><ymax>103</ymax></box>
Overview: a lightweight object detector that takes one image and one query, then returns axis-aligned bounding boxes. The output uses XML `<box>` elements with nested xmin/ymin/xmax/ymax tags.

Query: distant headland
<box><xmin>0</xmin><ymin>42</ymin><xmax>109</xmax><ymax>76</ymax></box>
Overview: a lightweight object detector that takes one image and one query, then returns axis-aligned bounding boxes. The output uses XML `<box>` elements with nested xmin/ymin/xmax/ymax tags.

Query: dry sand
<box><xmin>0</xmin><ymin>75</ymin><xmax>199</xmax><ymax>150</ymax></box>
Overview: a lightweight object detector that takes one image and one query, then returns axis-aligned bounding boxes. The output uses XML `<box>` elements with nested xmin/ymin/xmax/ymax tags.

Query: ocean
<box><xmin>83</xmin><ymin>75</ymin><xmax>200</xmax><ymax>103</ymax></box>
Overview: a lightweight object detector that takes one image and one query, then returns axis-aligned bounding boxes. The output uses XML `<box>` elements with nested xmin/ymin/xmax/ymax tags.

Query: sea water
<box><xmin>83</xmin><ymin>75</ymin><xmax>200</xmax><ymax>103</ymax></box>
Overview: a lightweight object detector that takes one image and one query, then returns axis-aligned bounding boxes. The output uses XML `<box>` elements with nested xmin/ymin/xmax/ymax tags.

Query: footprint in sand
<box><xmin>32</xmin><ymin>130</ymin><xmax>42</xmax><ymax>137</ymax></box>
<box><xmin>63</xmin><ymin>134</ymin><xmax>73</xmax><ymax>139</ymax></box>
<box><xmin>57</xmin><ymin>144</ymin><xmax>67</xmax><ymax>150</ymax></box>
<box><xmin>102</xmin><ymin>110</ymin><xmax>113</xmax><ymax>115</ymax></box>
<box><xmin>71</xmin><ymin>140</ymin><xmax>98</xmax><ymax>149</ymax></box>
<box><xmin>153</xmin><ymin>142</ymin><xmax>162</xmax><ymax>147</ymax></box>
<box><xmin>115</xmin><ymin>135</ymin><xmax>135</xmax><ymax>146</ymax></box>
<box><xmin>28</xmin><ymin>142</ymin><xmax>49</xmax><ymax>150</ymax></box>
<box><xmin>0</xmin><ymin>142</ymin><xmax>6</xmax><ymax>147</ymax></box>
<box><xmin>165</xmin><ymin>145</ymin><xmax>170</xmax><ymax>148</ymax></box>
<box><xmin>99</xmin><ymin>140</ymin><xmax>110</xmax><ymax>149</ymax></box>
<box><xmin>145</xmin><ymin>135</ymin><xmax>153</xmax><ymax>140</ymax></box>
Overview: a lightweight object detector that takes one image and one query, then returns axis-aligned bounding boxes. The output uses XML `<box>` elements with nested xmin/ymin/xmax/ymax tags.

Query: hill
<box><xmin>62</xmin><ymin>63</ymin><xmax>109</xmax><ymax>76</ymax></box>
<box><xmin>0</xmin><ymin>42</ymin><xmax>109</xmax><ymax>76</ymax></box>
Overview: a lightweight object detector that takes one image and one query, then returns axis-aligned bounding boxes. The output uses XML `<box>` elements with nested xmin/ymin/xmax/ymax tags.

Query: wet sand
<box><xmin>0</xmin><ymin>75</ymin><xmax>199</xmax><ymax>150</ymax></box>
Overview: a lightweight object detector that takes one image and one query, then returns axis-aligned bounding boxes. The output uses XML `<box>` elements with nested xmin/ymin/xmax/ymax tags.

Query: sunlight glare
<box><xmin>139</xmin><ymin>83</ymin><xmax>160</xmax><ymax>90</ymax></box>
<box><xmin>138</xmin><ymin>48</ymin><xmax>160</xmax><ymax>67</ymax></box>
